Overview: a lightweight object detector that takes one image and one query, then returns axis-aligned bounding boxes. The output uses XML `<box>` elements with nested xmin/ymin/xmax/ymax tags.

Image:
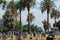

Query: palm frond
<box><xmin>27</xmin><ymin>13</ymin><xmax>35</xmax><ymax>23</ymax></box>
<box><xmin>24</xmin><ymin>0</ymin><xmax>36</xmax><ymax>8</ymax></box>
<box><xmin>50</xmin><ymin>8</ymin><xmax>60</xmax><ymax>19</ymax></box>
<box><xmin>40</xmin><ymin>0</ymin><xmax>55</xmax><ymax>13</ymax></box>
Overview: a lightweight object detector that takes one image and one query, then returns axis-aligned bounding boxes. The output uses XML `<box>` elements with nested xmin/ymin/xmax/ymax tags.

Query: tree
<box><xmin>50</xmin><ymin>8</ymin><xmax>60</xmax><ymax>27</ymax></box>
<box><xmin>53</xmin><ymin>20</ymin><xmax>60</xmax><ymax>31</ymax></box>
<box><xmin>37</xmin><ymin>27</ymin><xmax>43</xmax><ymax>33</ymax></box>
<box><xmin>14</xmin><ymin>21</ymin><xmax>20</xmax><ymax>31</ymax></box>
<box><xmin>22</xmin><ymin>24</ymin><xmax>43</xmax><ymax>33</ymax></box>
<box><xmin>7</xmin><ymin>1</ymin><xmax>18</xmax><ymax>18</ymax></box>
<box><xmin>7</xmin><ymin>1</ymin><xmax>18</xmax><ymax>31</ymax></box>
<box><xmin>31</xmin><ymin>24</ymin><xmax>37</xmax><ymax>32</ymax></box>
<box><xmin>27</xmin><ymin>13</ymin><xmax>35</xmax><ymax>32</ymax></box>
<box><xmin>27</xmin><ymin>13</ymin><xmax>35</xmax><ymax>23</ymax></box>
<box><xmin>0</xmin><ymin>0</ymin><xmax>6</xmax><ymax>9</ymax></box>
<box><xmin>31</xmin><ymin>24</ymin><xmax>43</xmax><ymax>33</ymax></box>
<box><xmin>15</xmin><ymin>0</ymin><xmax>26</xmax><ymax>40</ymax></box>
<box><xmin>22</xmin><ymin>24</ymin><xmax>28</xmax><ymax>32</ymax></box>
<box><xmin>3</xmin><ymin>9</ymin><xmax>15</xmax><ymax>31</ymax></box>
<box><xmin>40</xmin><ymin>0</ymin><xmax>55</xmax><ymax>32</ymax></box>
<box><xmin>42</xmin><ymin>20</ymin><xmax>51</xmax><ymax>33</ymax></box>
<box><xmin>24</xmin><ymin>0</ymin><xmax>36</xmax><ymax>34</ymax></box>
<box><xmin>0</xmin><ymin>26</ymin><xmax>8</xmax><ymax>32</ymax></box>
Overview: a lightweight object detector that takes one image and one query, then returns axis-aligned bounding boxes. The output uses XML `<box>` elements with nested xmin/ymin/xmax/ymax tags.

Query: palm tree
<box><xmin>40</xmin><ymin>0</ymin><xmax>55</xmax><ymax>32</ymax></box>
<box><xmin>24</xmin><ymin>0</ymin><xmax>36</xmax><ymax>34</ymax></box>
<box><xmin>27</xmin><ymin>13</ymin><xmax>35</xmax><ymax>23</ymax></box>
<box><xmin>42</xmin><ymin>20</ymin><xmax>51</xmax><ymax>32</ymax></box>
<box><xmin>15</xmin><ymin>0</ymin><xmax>26</xmax><ymax>40</ymax></box>
<box><xmin>27</xmin><ymin>13</ymin><xmax>35</xmax><ymax>32</ymax></box>
<box><xmin>50</xmin><ymin>8</ymin><xmax>60</xmax><ymax>27</ymax></box>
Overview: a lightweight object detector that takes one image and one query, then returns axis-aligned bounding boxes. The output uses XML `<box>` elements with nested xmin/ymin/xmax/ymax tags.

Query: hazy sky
<box><xmin>0</xmin><ymin>0</ymin><xmax>60</xmax><ymax>29</ymax></box>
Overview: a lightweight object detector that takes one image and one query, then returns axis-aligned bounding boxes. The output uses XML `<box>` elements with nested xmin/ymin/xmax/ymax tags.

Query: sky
<box><xmin>0</xmin><ymin>0</ymin><xmax>60</xmax><ymax>29</ymax></box>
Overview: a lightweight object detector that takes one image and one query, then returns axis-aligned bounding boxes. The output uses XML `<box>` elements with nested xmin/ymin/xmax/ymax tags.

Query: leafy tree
<box><xmin>31</xmin><ymin>24</ymin><xmax>43</xmax><ymax>33</ymax></box>
<box><xmin>37</xmin><ymin>27</ymin><xmax>43</xmax><ymax>33</ymax></box>
<box><xmin>40</xmin><ymin>0</ymin><xmax>55</xmax><ymax>32</ymax></box>
<box><xmin>22</xmin><ymin>24</ymin><xmax>43</xmax><ymax>33</ymax></box>
<box><xmin>7</xmin><ymin>1</ymin><xmax>18</xmax><ymax>19</ymax></box>
<box><xmin>14</xmin><ymin>21</ymin><xmax>21</xmax><ymax>31</ymax></box>
<box><xmin>3</xmin><ymin>9</ymin><xmax>15</xmax><ymax>31</ymax></box>
<box><xmin>7</xmin><ymin>1</ymin><xmax>18</xmax><ymax>30</ymax></box>
<box><xmin>31</xmin><ymin>24</ymin><xmax>37</xmax><ymax>32</ymax></box>
<box><xmin>22</xmin><ymin>24</ymin><xmax>38</xmax><ymax>32</ymax></box>
<box><xmin>22</xmin><ymin>24</ymin><xmax>28</xmax><ymax>32</ymax></box>
<box><xmin>0</xmin><ymin>26</ymin><xmax>8</xmax><ymax>32</ymax></box>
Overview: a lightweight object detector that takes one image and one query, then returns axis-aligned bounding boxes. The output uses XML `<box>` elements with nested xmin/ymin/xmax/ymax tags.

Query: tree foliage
<box><xmin>27</xmin><ymin>13</ymin><xmax>35</xmax><ymax>23</ymax></box>
<box><xmin>40</xmin><ymin>0</ymin><xmax>55</xmax><ymax>13</ymax></box>
<box><xmin>14</xmin><ymin>21</ymin><xmax>43</xmax><ymax>33</ymax></box>
<box><xmin>22</xmin><ymin>24</ymin><xmax>43</xmax><ymax>33</ymax></box>
<box><xmin>0</xmin><ymin>0</ymin><xmax>6</xmax><ymax>9</ymax></box>
<box><xmin>50</xmin><ymin>8</ymin><xmax>60</xmax><ymax>19</ymax></box>
<box><xmin>53</xmin><ymin>20</ymin><xmax>60</xmax><ymax>31</ymax></box>
<box><xmin>42</xmin><ymin>20</ymin><xmax>51</xmax><ymax>32</ymax></box>
<box><xmin>3</xmin><ymin>9</ymin><xmax>15</xmax><ymax>31</ymax></box>
<box><xmin>40</xmin><ymin>0</ymin><xmax>55</xmax><ymax>31</ymax></box>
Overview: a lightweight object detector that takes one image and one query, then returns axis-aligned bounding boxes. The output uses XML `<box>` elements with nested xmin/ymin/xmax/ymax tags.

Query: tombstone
<box><xmin>33</xmin><ymin>32</ymin><xmax>35</xmax><ymax>37</ymax></box>
<box><xmin>46</xmin><ymin>36</ymin><xmax>53</xmax><ymax>40</ymax></box>
<box><xmin>30</xmin><ymin>33</ymin><xmax>32</xmax><ymax>40</ymax></box>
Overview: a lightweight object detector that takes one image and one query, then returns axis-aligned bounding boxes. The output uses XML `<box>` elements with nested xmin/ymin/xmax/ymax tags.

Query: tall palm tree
<box><xmin>40</xmin><ymin>0</ymin><xmax>55</xmax><ymax>32</ymax></box>
<box><xmin>50</xmin><ymin>8</ymin><xmax>60</xmax><ymax>27</ymax></box>
<box><xmin>27</xmin><ymin>13</ymin><xmax>35</xmax><ymax>32</ymax></box>
<box><xmin>24</xmin><ymin>0</ymin><xmax>36</xmax><ymax>34</ymax></box>
<box><xmin>15</xmin><ymin>0</ymin><xmax>26</xmax><ymax>40</ymax></box>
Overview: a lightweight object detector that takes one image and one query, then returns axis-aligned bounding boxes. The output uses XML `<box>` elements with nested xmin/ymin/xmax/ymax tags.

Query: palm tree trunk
<box><xmin>27</xmin><ymin>8</ymin><xmax>31</xmax><ymax>34</ymax></box>
<box><xmin>19</xmin><ymin>9</ymin><xmax>22</xmax><ymax>40</ymax></box>
<box><xmin>47</xmin><ymin>9</ymin><xmax>49</xmax><ymax>33</ymax></box>
<box><xmin>54</xmin><ymin>17</ymin><xmax>56</xmax><ymax>27</ymax></box>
